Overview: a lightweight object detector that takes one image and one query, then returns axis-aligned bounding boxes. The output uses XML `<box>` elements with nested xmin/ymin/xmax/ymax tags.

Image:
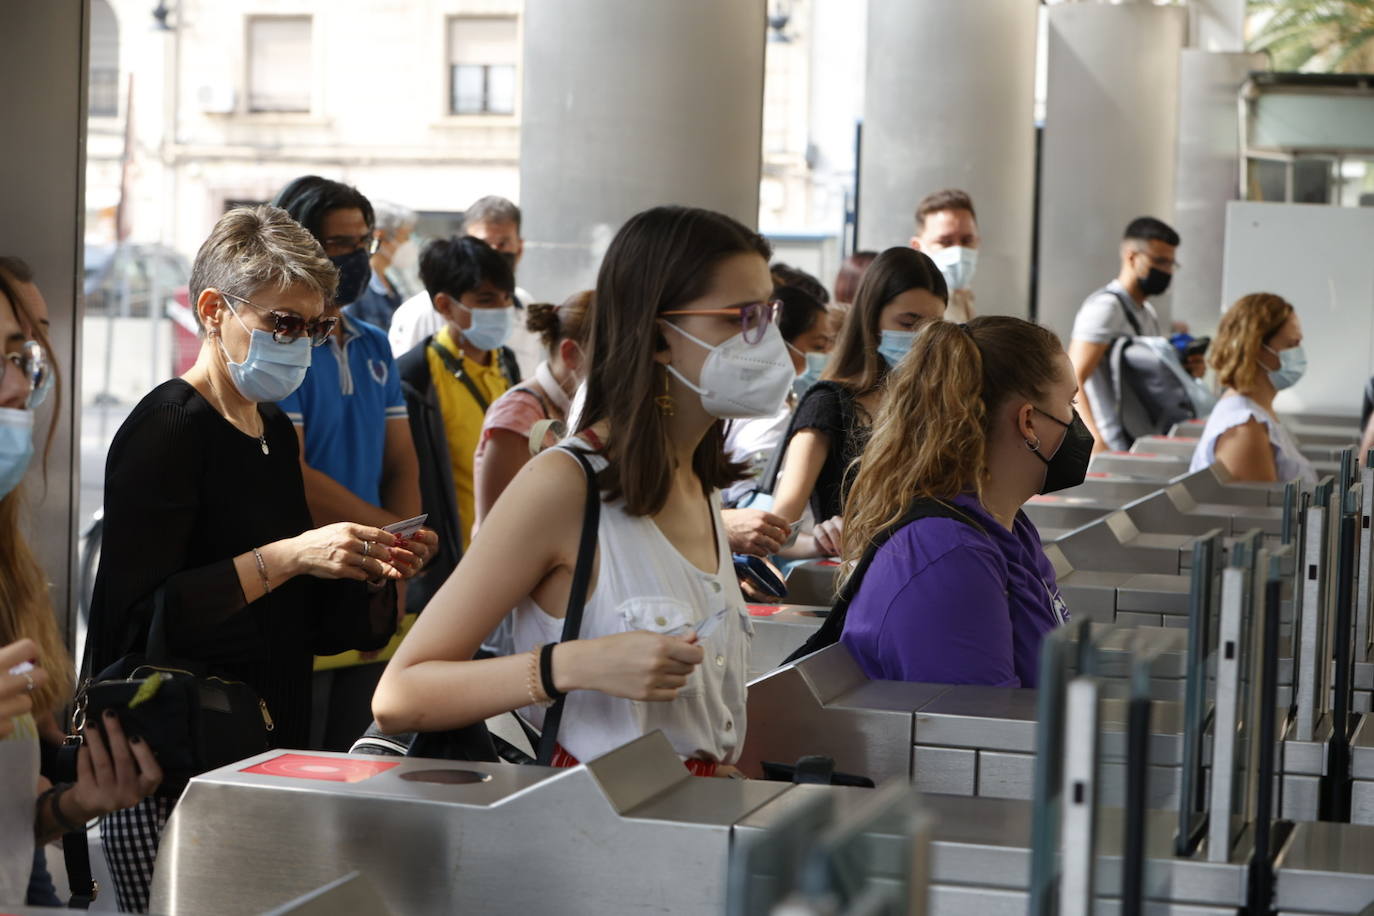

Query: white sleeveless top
<box><xmin>512</xmin><ymin>446</ymin><xmax>752</xmax><ymax>765</ymax></box>
<box><xmin>1190</xmin><ymin>394</ymin><xmax>1317</xmax><ymax>486</ymax></box>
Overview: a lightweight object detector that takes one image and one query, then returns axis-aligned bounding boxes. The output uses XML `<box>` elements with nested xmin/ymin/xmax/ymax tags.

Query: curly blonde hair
<box><xmin>1210</xmin><ymin>293</ymin><xmax>1294</xmax><ymax>395</ymax></box>
<box><xmin>840</xmin><ymin>316</ymin><xmax>1063</xmax><ymax>581</ymax></box>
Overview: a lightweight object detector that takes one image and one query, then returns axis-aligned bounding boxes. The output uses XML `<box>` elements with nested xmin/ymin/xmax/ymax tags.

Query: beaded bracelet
<box><xmin>526</xmin><ymin>646</ymin><xmax>554</xmax><ymax>708</ymax></box>
<box><xmin>252</xmin><ymin>547</ymin><xmax>272</xmax><ymax>595</ymax></box>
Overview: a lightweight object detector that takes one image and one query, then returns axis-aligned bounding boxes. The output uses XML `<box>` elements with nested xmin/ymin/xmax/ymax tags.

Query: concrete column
<box><xmin>858</xmin><ymin>0</ymin><xmax>1039</xmax><ymax>318</ymax></box>
<box><xmin>0</xmin><ymin>1</ymin><xmax>87</xmax><ymax>639</ymax></box>
<box><xmin>519</xmin><ymin>0</ymin><xmax>766</xmax><ymax>301</ymax></box>
<box><xmin>1172</xmin><ymin>50</ymin><xmax>1266</xmax><ymax>336</ymax></box>
<box><xmin>1037</xmin><ymin>3</ymin><xmax>1187</xmax><ymax>339</ymax></box>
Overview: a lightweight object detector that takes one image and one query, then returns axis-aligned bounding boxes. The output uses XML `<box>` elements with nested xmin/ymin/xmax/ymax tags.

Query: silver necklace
<box><xmin>258</xmin><ymin>432</ymin><xmax>269</xmax><ymax>455</ymax></box>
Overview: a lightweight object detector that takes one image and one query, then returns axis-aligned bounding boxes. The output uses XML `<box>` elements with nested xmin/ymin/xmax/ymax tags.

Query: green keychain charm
<box><xmin>127</xmin><ymin>671</ymin><xmax>171</xmax><ymax>709</ymax></box>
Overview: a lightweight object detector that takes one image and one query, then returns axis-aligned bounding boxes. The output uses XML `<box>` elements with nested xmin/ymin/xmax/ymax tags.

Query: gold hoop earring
<box><xmin>655</xmin><ymin>368</ymin><xmax>675</xmax><ymax>416</ymax></box>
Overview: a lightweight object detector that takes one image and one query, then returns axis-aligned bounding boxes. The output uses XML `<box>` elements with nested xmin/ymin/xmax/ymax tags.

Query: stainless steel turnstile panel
<box><xmin>738</xmin><ymin>788</ymin><xmax>1249</xmax><ymax>913</ymax></box>
<box><xmin>1353</xmin><ymin>713</ymin><xmax>1374</xmax><ymax>825</ymax></box>
<box><xmin>748</xmin><ymin>605</ymin><xmax>826</xmax><ymax>678</ymax></box>
<box><xmin>1090</xmin><ymin>452</ymin><xmax>1191</xmax><ymax>481</ymax></box>
<box><xmin>150</xmin><ymin>736</ymin><xmax>793</xmax><ymax>915</ymax></box>
<box><xmin>1275</xmin><ymin>821</ymin><xmax>1374</xmax><ymax>913</ymax></box>
<box><xmin>782</xmin><ymin>560</ymin><xmax>839</xmax><ymax>608</ymax></box>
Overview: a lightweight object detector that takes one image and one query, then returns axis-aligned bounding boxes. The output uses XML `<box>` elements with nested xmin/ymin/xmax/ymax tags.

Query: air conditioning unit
<box><xmin>197</xmin><ymin>82</ymin><xmax>237</xmax><ymax>114</ymax></box>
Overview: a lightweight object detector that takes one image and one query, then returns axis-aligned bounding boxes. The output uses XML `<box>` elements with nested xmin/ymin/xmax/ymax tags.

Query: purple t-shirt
<box><xmin>840</xmin><ymin>493</ymin><xmax>1068</xmax><ymax>688</ymax></box>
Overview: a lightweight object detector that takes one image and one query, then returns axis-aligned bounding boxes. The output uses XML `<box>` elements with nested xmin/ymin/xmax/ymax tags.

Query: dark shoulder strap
<box><xmin>1103</xmin><ymin>287</ymin><xmax>1144</xmax><ymax>337</ymax></box>
<box><xmin>499</xmin><ymin>346</ymin><xmax>522</xmax><ymax>385</ymax></box>
<box><xmin>782</xmin><ymin>498</ymin><xmax>984</xmax><ymax>665</ymax></box>
<box><xmin>429</xmin><ymin>342</ymin><xmax>492</xmax><ymax>413</ymax></box>
<box><xmin>534</xmin><ymin>448</ymin><xmax>601</xmax><ymax>765</ymax></box>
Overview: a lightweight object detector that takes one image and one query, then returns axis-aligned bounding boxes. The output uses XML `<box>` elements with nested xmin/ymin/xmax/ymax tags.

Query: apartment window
<box><xmin>448</xmin><ymin>17</ymin><xmax>517</xmax><ymax>116</ymax></box>
<box><xmin>247</xmin><ymin>16</ymin><xmax>312</xmax><ymax>113</ymax></box>
<box><xmin>89</xmin><ymin>0</ymin><xmax>119</xmax><ymax>117</ymax></box>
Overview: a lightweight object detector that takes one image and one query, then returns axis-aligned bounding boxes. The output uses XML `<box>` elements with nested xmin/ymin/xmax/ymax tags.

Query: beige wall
<box><xmin>91</xmin><ymin>0</ymin><xmax>525</xmax><ymax>259</ymax></box>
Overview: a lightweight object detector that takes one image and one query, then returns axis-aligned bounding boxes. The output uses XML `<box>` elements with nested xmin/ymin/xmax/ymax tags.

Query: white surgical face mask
<box><xmin>1263</xmin><ymin>343</ymin><xmax>1307</xmax><ymax>391</ymax></box>
<box><xmin>459</xmin><ymin>304</ymin><xmax>514</xmax><ymax>352</ymax></box>
<box><xmin>219</xmin><ymin>302</ymin><xmax>313</xmax><ymax>403</ymax></box>
<box><xmin>0</xmin><ymin>407</ymin><xmax>35</xmax><ymax>501</ymax></box>
<box><xmin>878</xmin><ymin>329</ymin><xmax>917</xmax><ymax>368</ymax></box>
<box><xmin>662</xmin><ymin>321</ymin><xmax>795</xmax><ymax>419</ymax></box>
<box><xmin>929</xmin><ymin>245</ymin><xmax>978</xmax><ymax>291</ymax></box>
<box><xmin>388</xmin><ymin>239</ymin><xmax>418</xmax><ymax>272</ymax></box>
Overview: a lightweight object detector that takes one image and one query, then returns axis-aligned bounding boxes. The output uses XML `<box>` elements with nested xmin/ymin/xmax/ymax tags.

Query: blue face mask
<box><xmin>791</xmin><ymin>346</ymin><xmax>827</xmax><ymax>397</ymax></box>
<box><xmin>878</xmin><ymin>329</ymin><xmax>917</xmax><ymax>368</ymax></box>
<box><xmin>220</xmin><ymin>303</ymin><xmax>313</xmax><ymax>403</ymax></box>
<box><xmin>1264</xmin><ymin>344</ymin><xmax>1306</xmax><ymax>391</ymax></box>
<box><xmin>0</xmin><ymin>407</ymin><xmax>35</xmax><ymax>501</ymax></box>
<box><xmin>459</xmin><ymin>304</ymin><xmax>514</xmax><ymax>352</ymax></box>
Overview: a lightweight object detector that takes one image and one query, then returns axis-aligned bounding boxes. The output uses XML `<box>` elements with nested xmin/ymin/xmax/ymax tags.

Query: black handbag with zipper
<box><xmin>60</xmin><ymin>586</ymin><xmax>278</xmax><ymax>908</ymax></box>
<box><xmin>70</xmin><ymin>586</ymin><xmax>274</xmax><ymax>795</ymax></box>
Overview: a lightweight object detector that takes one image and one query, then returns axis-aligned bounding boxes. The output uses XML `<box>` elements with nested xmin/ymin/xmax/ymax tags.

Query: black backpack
<box><xmin>783</xmin><ymin>497</ymin><xmax>984</xmax><ymax>664</ymax></box>
<box><xmin>1100</xmin><ymin>288</ymin><xmax>1196</xmax><ymax>449</ymax></box>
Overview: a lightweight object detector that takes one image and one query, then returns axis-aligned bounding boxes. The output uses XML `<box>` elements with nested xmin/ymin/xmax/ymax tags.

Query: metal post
<box><xmin>1059</xmin><ymin>676</ymin><xmax>1101</xmax><ymax>916</ymax></box>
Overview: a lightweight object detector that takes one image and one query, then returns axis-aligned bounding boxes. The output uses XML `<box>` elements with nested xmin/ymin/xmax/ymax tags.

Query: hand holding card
<box><xmin>383</xmin><ymin>514</ymin><xmax>428</xmax><ymax>541</ymax></box>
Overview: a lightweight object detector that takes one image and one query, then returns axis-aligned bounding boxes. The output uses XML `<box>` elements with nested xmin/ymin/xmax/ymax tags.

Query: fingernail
<box><xmin>103</xmin><ymin>709</ymin><xmax>116</xmax><ymax>720</ymax></box>
<box><xmin>130</xmin><ymin>735</ymin><xmax>143</xmax><ymax>744</ymax></box>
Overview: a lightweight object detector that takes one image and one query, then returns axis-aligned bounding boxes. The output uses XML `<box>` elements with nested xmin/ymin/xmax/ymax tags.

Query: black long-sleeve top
<box><xmin>86</xmin><ymin>380</ymin><xmax>395</xmax><ymax>750</ymax></box>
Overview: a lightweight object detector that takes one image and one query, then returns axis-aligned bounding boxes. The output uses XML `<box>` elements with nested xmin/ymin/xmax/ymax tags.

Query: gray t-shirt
<box><xmin>1071</xmin><ymin>280</ymin><xmax>1161</xmax><ymax>451</ymax></box>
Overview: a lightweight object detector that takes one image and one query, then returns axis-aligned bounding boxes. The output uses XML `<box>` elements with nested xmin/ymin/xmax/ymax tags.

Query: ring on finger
<box><xmin>20</xmin><ymin>672</ymin><xmax>34</xmax><ymax>693</ymax></box>
<box><xmin>362</xmin><ymin>540</ymin><xmax>372</xmax><ymax>558</ymax></box>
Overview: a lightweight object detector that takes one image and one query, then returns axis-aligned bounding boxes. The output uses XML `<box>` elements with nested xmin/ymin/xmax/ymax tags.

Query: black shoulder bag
<box><xmin>783</xmin><ymin>497</ymin><xmax>983</xmax><ymax>664</ymax></box>
<box><xmin>356</xmin><ymin>446</ymin><xmax>601</xmax><ymax>766</ymax></box>
<box><xmin>60</xmin><ymin>589</ymin><xmax>277</xmax><ymax>907</ymax></box>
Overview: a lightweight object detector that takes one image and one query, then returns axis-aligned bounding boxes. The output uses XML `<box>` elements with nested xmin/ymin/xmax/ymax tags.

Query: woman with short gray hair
<box><xmin>85</xmin><ymin>206</ymin><xmax>418</xmax><ymax>912</ymax></box>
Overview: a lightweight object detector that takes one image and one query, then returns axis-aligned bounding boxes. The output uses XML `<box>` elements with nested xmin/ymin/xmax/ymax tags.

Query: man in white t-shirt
<box><xmin>1068</xmin><ymin>216</ymin><xmax>1180</xmax><ymax>453</ymax></box>
<box><xmin>909</xmin><ymin>188</ymin><xmax>981</xmax><ymax>323</ymax></box>
<box><xmin>388</xmin><ymin>196</ymin><xmax>542</xmax><ymax>378</ymax></box>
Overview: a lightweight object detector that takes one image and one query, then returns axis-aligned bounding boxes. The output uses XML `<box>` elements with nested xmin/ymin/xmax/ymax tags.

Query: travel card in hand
<box><xmin>383</xmin><ymin>514</ymin><xmax>428</xmax><ymax>540</ymax></box>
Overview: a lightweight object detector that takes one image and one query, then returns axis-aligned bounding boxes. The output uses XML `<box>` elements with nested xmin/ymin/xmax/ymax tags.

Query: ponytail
<box><xmin>841</xmin><ymin>315</ymin><xmax>1062</xmax><ymax>573</ymax></box>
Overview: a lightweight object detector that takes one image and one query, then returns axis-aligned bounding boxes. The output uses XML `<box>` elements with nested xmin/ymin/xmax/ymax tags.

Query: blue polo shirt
<box><xmin>278</xmin><ymin>314</ymin><xmax>407</xmax><ymax>506</ymax></box>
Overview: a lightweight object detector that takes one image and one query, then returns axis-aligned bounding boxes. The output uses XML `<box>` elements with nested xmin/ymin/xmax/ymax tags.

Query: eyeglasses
<box><xmin>660</xmin><ymin>299</ymin><xmax>782</xmax><ymax>346</ymax></box>
<box><xmin>222</xmin><ymin>293</ymin><xmax>338</xmax><ymax>347</ymax></box>
<box><xmin>1134</xmin><ymin>249</ymin><xmax>1181</xmax><ymax>271</ymax></box>
<box><xmin>321</xmin><ymin>232</ymin><xmax>380</xmax><ymax>257</ymax></box>
<box><xmin>2</xmin><ymin>340</ymin><xmax>51</xmax><ymax>409</ymax></box>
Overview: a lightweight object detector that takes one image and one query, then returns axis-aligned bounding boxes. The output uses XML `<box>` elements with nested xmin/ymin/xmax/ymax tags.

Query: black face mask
<box><xmin>497</xmin><ymin>250</ymin><xmax>518</xmax><ymax>274</ymax></box>
<box><xmin>330</xmin><ymin>248</ymin><xmax>372</xmax><ymax>306</ymax></box>
<box><xmin>1138</xmin><ymin>266</ymin><xmax>1172</xmax><ymax>297</ymax></box>
<box><xmin>1029</xmin><ymin>407</ymin><xmax>1094</xmax><ymax>494</ymax></box>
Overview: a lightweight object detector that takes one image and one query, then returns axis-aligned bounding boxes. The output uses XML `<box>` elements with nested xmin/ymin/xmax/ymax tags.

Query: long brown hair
<box><xmin>578</xmin><ymin>206</ymin><xmax>768</xmax><ymax>516</ymax></box>
<box><xmin>1210</xmin><ymin>292</ymin><xmax>1294</xmax><ymax>395</ymax></box>
<box><xmin>0</xmin><ymin>261</ymin><xmax>63</xmax><ymax>461</ymax></box>
<box><xmin>824</xmin><ymin>246</ymin><xmax>947</xmax><ymax>397</ymax></box>
<box><xmin>0</xmin><ymin>270</ymin><xmax>73</xmax><ymax>716</ymax></box>
<box><xmin>841</xmin><ymin>317</ymin><xmax>1063</xmax><ymax>577</ymax></box>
